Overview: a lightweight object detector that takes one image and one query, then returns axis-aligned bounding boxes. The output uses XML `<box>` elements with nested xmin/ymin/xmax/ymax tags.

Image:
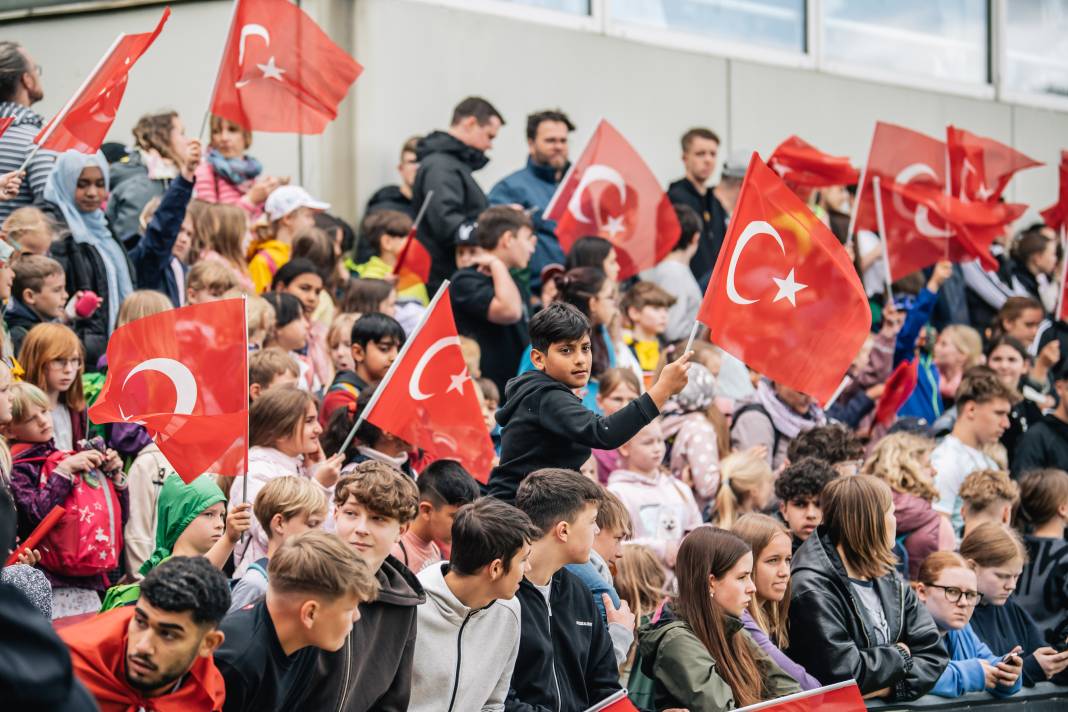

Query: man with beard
<box><xmin>489</xmin><ymin>109</ymin><xmax>574</xmax><ymax>293</ymax></box>
<box><xmin>61</xmin><ymin>557</ymin><xmax>229</xmax><ymax>712</ymax></box>
<box><xmin>0</xmin><ymin>41</ymin><xmax>55</xmax><ymax>221</ymax></box>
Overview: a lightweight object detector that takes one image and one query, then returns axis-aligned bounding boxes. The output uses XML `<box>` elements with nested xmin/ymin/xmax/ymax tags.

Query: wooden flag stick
<box><xmin>871</xmin><ymin>176</ymin><xmax>895</xmax><ymax>304</ymax></box>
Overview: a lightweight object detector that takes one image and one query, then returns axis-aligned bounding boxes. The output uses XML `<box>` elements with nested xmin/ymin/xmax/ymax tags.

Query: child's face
<box><xmin>16</xmin><ymin>228</ymin><xmax>52</xmax><ymax>256</ymax></box>
<box><xmin>174</xmin><ymin>501</ymin><xmax>226</xmax><ymax>555</ymax></box>
<box><xmin>7</xmin><ymin>403</ymin><xmax>52</xmax><ymax>442</ymax></box>
<box><xmin>630</xmin><ymin>305</ymin><xmax>668</xmax><ymax>337</ymax></box>
<box><xmin>307</xmin><ymin>591</ymin><xmax>363</xmax><ymax>652</ymax></box>
<box><xmin>173</xmin><ymin>216</ymin><xmax>193</xmax><ymax>262</ymax></box>
<box><xmin>532</xmin><ymin>335</ymin><xmax>592</xmax><ymax>389</ymax></box>
<box><xmin>0</xmin><ymin>261</ymin><xmax>11</xmax><ymax>301</ymax></box>
<box><xmin>274</xmin><ymin>316</ymin><xmax>309</xmax><ymax>352</ymax></box>
<box><xmin>455</xmin><ymin>245</ymin><xmax>480</xmax><ymax>270</ymax></box>
<box><xmin>186</xmin><ymin>286</ymin><xmax>229</xmax><ymax>305</ymax></box>
<box><xmin>378</xmin><ymin>291</ymin><xmax>397</xmax><ymax>318</ymax></box>
<box><xmin>593</xmin><ymin>525</ymin><xmax>626</xmax><ymax>566</ymax></box>
<box><xmin>0</xmin><ymin>364</ymin><xmax>12</xmax><ymax>425</ymax></box>
<box><xmin>380</xmin><ymin>232</ymin><xmax>408</xmax><ymax>260</ymax></box>
<box><xmin>282</xmin><ymin>273</ymin><xmax>324</xmax><ymax>316</ymax></box>
<box><xmin>274</xmin><ymin>508</ymin><xmax>326</xmax><ymax>540</ymax></box>
<box><xmin>352</xmin><ymin>337</ymin><xmax>400</xmax><ymax>381</ymax></box>
<box><xmin>579</xmin><ymin>455</ymin><xmax>598</xmax><ymax>482</ymax></box>
<box><xmin>422</xmin><ymin>502</ymin><xmax>462</xmax><ymax>544</ymax></box>
<box><xmin>752</xmin><ymin>533</ymin><xmax>793</xmax><ymax>604</ymax></box>
<box><xmin>334</xmin><ymin>495</ymin><xmax>405</xmax><ymax>572</ymax></box>
<box><xmin>918</xmin><ymin>565</ymin><xmax>979</xmax><ymax>631</ymax></box>
<box><xmin>212</xmin><ymin>120</ymin><xmax>248</xmax><ymax>158</ymax></box>
<box><xmin>46</xmin><ymin>354</ymin><xmax>82</xmax><ymax>395</ymax></box>
<box><xmin>597</xmin><ymin>382</ymin><xmax>638</xmax><ymax>416</ymax></box>
<box><xmin>619</xmin><ymin>421</ymin><xmax>665</xmax><ymax>475</ymax></box>
<box><xmin>277</xmin><ymin>401</ymin><xmax>322</xmax><ymax>456</ymax></box>
<box><xmin>27</xmin><ymin>273</ymin><xmax>68</xmax><ymax>319</ymax></box>
<box><xmin>779</xmin><ymin>495</ymin><xmax>821</xmax><ymax>541</ymax></box>
<box><xmin>563</xmin><ymin>501</ymin><xmax>600</xmax><ymax>566</ymax></box>
<box><xmin>331</xmin><ymin>338</ymin><xmax>355</xmax><ymax>373</ymax></box>
<box><xmin>490</xmin><ymin>542</ymin><xmax>532</xmax><ymax>601</ymax></box>
<box><xmin>481</xmin><ymin>396</ymin><xmax>497</xmax><ymax>433</ymax></box>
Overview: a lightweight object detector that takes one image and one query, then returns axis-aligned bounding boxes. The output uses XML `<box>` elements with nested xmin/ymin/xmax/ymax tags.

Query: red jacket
<box><xmin>61</xmin><ymin>607</ymin><xmax>225</xmax><ymax>712</ymax></box>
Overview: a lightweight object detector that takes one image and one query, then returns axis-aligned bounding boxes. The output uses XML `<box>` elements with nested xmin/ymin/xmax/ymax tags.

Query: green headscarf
<box><xmin>101</xmin><ymin>474</ymin><xmax>226</xmax><ymax>612</ymax></box>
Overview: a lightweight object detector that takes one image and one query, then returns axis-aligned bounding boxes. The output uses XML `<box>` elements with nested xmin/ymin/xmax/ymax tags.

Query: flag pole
<box><xmin>241</xmin><ymin>294</ymin><xmax>250</xmax><ymax>504</ymax></box>
<box><xmin>335</xmin><ymin>280</ymin><xmax>452</xmax><ymax>457</ymax></box>
<box><xmin>683</xmin><ymin>320</ymin><xmax>700</xmax><ymax>355</ymax></box>
<box><xmin>394</xmin><ymin>190</ymin><xmax>433</xmax><ymax>276</ymax></box>
<box><xmin>823</xmin><ymin>374</ymin><xmax>852</xmax><ymax>411</ymax></box>
<box><xmin>22</xmin><ymin>33</ymin><xmax>125</xmax><ymax>171</ymax></box>
<box><xmin>871</xmin><ymin>176</ymin><xmax>895</xmax><ymax>303</ymax></box>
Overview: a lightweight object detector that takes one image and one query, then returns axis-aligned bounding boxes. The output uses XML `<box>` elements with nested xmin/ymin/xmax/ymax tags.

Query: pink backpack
<box><xmin>13</xmin><ymin>446</ymin><xmax>124</xmax><ymax>577</ymax></box>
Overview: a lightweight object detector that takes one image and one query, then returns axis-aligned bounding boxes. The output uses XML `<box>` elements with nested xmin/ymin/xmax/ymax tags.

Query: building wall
<box><xmin>3</xmin><ymin>0</ymin><xmax>1067</xmax><ymax>227</ymax></box>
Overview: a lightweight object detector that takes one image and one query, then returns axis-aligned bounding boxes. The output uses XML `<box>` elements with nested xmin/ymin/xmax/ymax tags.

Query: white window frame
<box><xmin>403</xmin><ymin>0</ymin><xmax>1067</xmax><ymax>112</ymax></box>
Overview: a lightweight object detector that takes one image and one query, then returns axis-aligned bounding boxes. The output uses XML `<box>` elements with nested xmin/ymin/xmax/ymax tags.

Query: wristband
<box><xmin>894</xmin><ymin>643</ymin><xmax>914</xmax><ymax>673</ymax></box>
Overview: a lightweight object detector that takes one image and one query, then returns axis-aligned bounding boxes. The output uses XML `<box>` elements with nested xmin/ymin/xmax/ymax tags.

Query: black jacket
<box><xmin>1012</xmin><ymin>414</ymin><xmax>1068</xmax><ymax>477</ymax></box>
<box><xmin>3</xmin><ymin>297</ymin><xmax>44</xmax><ymax>358</ymax></box>
<box><xmin>507</xmin><ymin>568</ymin><xmax>620</xmax><ymax>712</ymax></box>
<box><xmin>303</xmin><ymin>555</ymin><xmax>426</xmax><ymax>712</ymax></box>
<box><xmin>45</xmin><ymin>206</ymin><xmax>135</xmax><ymax>368</ymax></box>
<box><xmin>126</xmin><ymin>173</ymin><xmax>194</xmax><ymax>307</ymax></box>
<box><xmin>786</xmin><ymin>528</ymin><xmax>946</xmax><ymax>701</ymax></box>
<box><xmin>667</xmin><ymin>178</ymin><xmax>728</xmax><ymax>286</ymax></box>
<box><xmin>486</xmin><ymin>370</ymin><xmax>660</xmax><ymax>503</ymax></box>
<box><xmin>411</xmin><ymin>131</ymin><xmax>489</xmax><ymax>294</ymax></box>
<box><xmin>365</xmin><ymin>184</ymin><xmax>415</xmax><ymax>218</ymax></box>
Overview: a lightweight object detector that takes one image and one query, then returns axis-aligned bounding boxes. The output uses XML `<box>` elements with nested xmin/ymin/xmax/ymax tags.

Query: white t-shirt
<box><xmin>931</xmin><ymin>434</ymin><xmax>998</xmax><ymax>535</ymax></box>
<box><xmin>857</xmin><ymin>230</ymin><xmax>887</xmax><ymax>298</ymax></box>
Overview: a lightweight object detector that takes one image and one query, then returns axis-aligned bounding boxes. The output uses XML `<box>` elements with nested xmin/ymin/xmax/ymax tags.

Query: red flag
<box><xmin>734</xmin><ymin>681</ymin><xmax>865</xmax><ymax>711</ymax></box>
<box><xmin>767</xmin><ymin>135</ymin><xmax>859</xmax><ymax>188</ymax></box>
<box><xmin>544</xmin><ymin>120</ymin><xmax>680</xmax><ymax>280</ymax></box>
<box><xmin>947</xmin><ymin>126</ymin><xmax>1041</xmax><ymax>203</ymax></box>
<box><xmin>36</xmin><ymin>9</ymin><xmax>169</xmax><ymax>153</ymax></box>
<box><xmin>361</xmin><ymin>285</ymin><xmax>495</xmax><ymax>482</ymax></box>
<box><xmin>0</xmin><ymin>116</ymin><xmax>14</xmax><ymax>141</ymax></box>
<box><xmin>697</xmin><ymin>154</ymin><xmax>870</xmax><ymax>402</ymax></box>
<box><xmin>874</xmin><ymin>359</ymin><xmax>919</xmax><ymax>426</ymax></box>
<box><xmin>1041</xmin><ymin>150</ymin><xmax>1068</xmax><ymax>231</ymax></box>
<box><xmin>89</xmin><ymin>299</ymin><xmax>248</xmax><ymax>483</ymax></box>
<box><xmin>393</xmin><ymin>227</ymin><xmax>432</xmax><ymax>292</ymax></box>
<box><xmin>210</xmin><ymin>0</ymin><xmax>363</xmax><ymax>134</ymax></box>
<box><xmin>583</xmin><ymin>689</ymin><xmax>639</xmax><ymax>711</ymax></box>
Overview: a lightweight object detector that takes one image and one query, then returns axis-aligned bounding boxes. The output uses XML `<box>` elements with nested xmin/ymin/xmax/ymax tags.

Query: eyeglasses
<box><xmin>928</xmin><ymin>584</ymin><xmax>982</xmax><ymax>605</ymax></box>
<box><xmin>49</xmin><ymin>357</ymin><xmax>83</xmax><ymax>370</ymax></box>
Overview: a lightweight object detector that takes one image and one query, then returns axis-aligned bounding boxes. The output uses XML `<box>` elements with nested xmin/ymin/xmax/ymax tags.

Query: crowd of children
<box><xmin>0</xmin><ymin>92</ymin><xmax>1065</xmax><ymax>712</ymax></box>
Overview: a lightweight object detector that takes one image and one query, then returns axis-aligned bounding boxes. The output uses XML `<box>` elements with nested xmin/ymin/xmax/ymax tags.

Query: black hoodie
<box><xmin>302</xmin><ymin>554</ymin><xmax>426</xmax><ymax>712</ymax></box>
<box><xmin>507</xmin><ymin>567</ymin><xmax>620</xmax><ymax>712</ymax></box>
<box><xmin>486</xmin><ymin>370</ymin><xmax>660</xmax><ymax>503</ymax></box>
<box><xmin>1012</xmin><ymin>413</ymin><xmax>1068</xmax><ymax>476</ymax></box>
<box><xmin>786</xmin><ymin>528</ymin><xmax>946</xmax><ymax>701</ymax></box>
<box><xmin>411</xmin><ymin>131</ymin><xmax>490</xmax><ymax>293</ymax></box>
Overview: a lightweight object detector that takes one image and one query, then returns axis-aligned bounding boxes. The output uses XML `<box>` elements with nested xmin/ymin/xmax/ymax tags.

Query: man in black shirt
<box><xmin>451</xmin><ymin>206</ymin><xmax>536</xmax><ymax>396</ymax></box>
<box><xmin>667</xmin><ymin>127</ymin><xmax>728</xmax><ymax>285</ymax></box>
<box><xmin>215</xmin><ymin>530</ymin><xmax>378</xmax><ymax>712</ymax></box>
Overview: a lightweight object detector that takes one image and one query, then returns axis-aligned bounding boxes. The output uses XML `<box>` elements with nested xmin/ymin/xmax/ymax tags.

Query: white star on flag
<box><xmin>771</xmin><ymin>268</ymin><xmax>807</xmax><ymax>306</ymax></box>
<box><xmin>603</xmin><ymin>214</ymin><xmax>625</xmax><ymax>239</ymax></box>
<box><xmin>257</xmin><ymin>56</ymin><xmax>285</xmax><ymax>81</ymax></box>
<box><xmin>446</xmin><ymin>371</ymin><xmax>469</xmax><ymax>396</ymax></box>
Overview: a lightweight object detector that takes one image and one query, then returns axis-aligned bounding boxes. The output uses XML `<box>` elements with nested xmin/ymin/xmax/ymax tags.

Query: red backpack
<box><xmin>12</xmin><ymin>445</ymin><xmax>124</xmax><ymax>578</ymax></box>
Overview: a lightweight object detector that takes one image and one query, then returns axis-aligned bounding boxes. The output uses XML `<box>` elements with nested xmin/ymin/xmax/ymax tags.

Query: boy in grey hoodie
<box><xmin>409</xmin><ymin>498</ymin><xmax>540</xmax><ymax>712</ymax></box>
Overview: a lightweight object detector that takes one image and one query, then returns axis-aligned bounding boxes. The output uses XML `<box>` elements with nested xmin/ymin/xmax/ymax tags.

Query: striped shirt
<box><xmin>0</xmin><ymin>102</ymin><xmax>56</xmax><ymax>222</ymax></box>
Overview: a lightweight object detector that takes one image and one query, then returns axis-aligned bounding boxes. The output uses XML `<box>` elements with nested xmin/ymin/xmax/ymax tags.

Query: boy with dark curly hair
<box><xmin>775</xmin><ymin>457</ymin><xmax>839</xmax><ymax>553</ymax></box>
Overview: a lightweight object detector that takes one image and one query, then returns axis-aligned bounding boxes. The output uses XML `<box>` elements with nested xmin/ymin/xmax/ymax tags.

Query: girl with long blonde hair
<box><xmin>711</xmin><ymin>450</ymin><xmax>774</xmax><ymax>529</ymax></box>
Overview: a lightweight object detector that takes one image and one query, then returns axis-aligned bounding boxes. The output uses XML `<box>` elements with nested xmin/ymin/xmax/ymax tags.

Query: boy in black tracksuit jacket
<box><xmin>486</xmin><ymin>303</ymin><xmax>691</xmax><ymax>503</ymax></box>
<box><xmin>508</xmin><ymin>468</ymin><xmax>621</xmax><ymax>711</ymax></box>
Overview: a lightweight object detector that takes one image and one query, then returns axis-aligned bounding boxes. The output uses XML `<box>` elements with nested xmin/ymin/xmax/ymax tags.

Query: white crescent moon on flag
<box><xmin>892</xmin><ymin>163</ymin><xmax>951</xmax><ymax>239</ymax></box>
<box><xmin>236</xmin><ymin>24</ymin><xmax>270</xmax><ymax>88</ymax></box>
<box><xmin>567</xmin><ymin>165</ymin><xmax>627</xmax><ymax>224</ymax></box>
<box><xmin>725</xmin><ymin>221</ymin><xmax>786</xmax><ymax>305</ymax></box>
<box><xmin>118</xmin><ymin>358</ymin><xmax>198</xmax><ymax>421</ymax></box>
<box><xmin>409</xmin><ymin>336</ymin><xmax>462</xmax><ymax>402</ymax></box>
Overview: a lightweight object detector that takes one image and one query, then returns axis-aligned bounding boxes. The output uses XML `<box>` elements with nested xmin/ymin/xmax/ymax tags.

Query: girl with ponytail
<box><xmin>710</xmin><ymin>450</ymin><xmax>774</xmax><ymax>529</ymax></box>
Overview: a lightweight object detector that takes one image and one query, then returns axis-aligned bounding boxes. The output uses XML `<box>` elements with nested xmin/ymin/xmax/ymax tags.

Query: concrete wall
<box><xmin>3</xmin><ymin>0</ymin><xmax>1067</xmax><ymax>227</ymax></box>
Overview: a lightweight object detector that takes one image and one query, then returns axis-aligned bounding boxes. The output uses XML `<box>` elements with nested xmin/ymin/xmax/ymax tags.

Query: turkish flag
<box><xmin>89</xmin><ymin>299</ymin><xmax>248</xmax><ymax>483</ymax></box>
<box><xmin>210</xmin><ymin>0</ymin><xmax>363</xmax><ymax>134</ymax></box>
<box><xmin>767</xmin><ymin>135</ymin><xmax>859</xmax><ymax>188</ymax></box>
<box><xmin>734</xmin><ymin>681</ymin><xmax>865</xmax><ymax>711</ymax></box>
<box><xmin>1041</xmin><ymin>150</ymin><xmax>1068</xmax><ymax>231</ymax></box>
<box><xmin>697</xmin><ymin>154</ymin><xmax>871</xmax><ymax>403</ymax></box>
<box><xmin>36</xmin><ymin>8</ymin><xmax>169</xmax><ymax>153</ymax></box>
<box><xmin>362</xmin><ymin>285</ymin><xmax>495</xmax><ymax>482</ymax></box>
<box><xmin>544</xmin><ymin>120</ymin><xmax>679</xmax><ymax>280</ymax></box>
<box><xmin>947</xmin><ymin>126</ymin><xmax>1041</xmax><ymax>203</ymax></box>
<box><xmin>393</xmin><ymin>227</ymin><xmax>432</xmax><ymax>292</ymax></box>
<box><xmin>874</xmin><ymin>359</ymin><xmax>919</xmax><ymax>426</ymax></box>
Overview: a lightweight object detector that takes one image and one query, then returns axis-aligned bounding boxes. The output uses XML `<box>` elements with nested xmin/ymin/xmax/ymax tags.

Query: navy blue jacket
<box><xmin>126</xmin><ymin>173</ymin><xmax>193</xmax><ymax>307</ymax></box>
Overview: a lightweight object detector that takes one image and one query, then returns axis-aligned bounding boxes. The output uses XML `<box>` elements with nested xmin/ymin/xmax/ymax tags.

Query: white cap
<box><xmin>264</xmin><ymin>185</ymin><xmax>330</xmax><ymax>222</ymax></box>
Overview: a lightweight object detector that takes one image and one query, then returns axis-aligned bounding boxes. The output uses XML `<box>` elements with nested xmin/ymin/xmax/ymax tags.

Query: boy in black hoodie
<box><xmin>509</xmin><ymin>467</ymin><xmax>621</xmax><ymax>711</ymax></box>
<box><xmin>487</xmin><ymin>302</ymin><xmax>691</xmax><ymax>503</ymax></box>
<box><xmin>301</xmin><ymin>461</ymin><xmax>426</xmax><ymax>712</ymax></box>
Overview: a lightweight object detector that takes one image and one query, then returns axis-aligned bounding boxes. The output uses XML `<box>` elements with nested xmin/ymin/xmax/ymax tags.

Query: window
<box><xmin>820</xmin><ymin>0</ymin><xmax>989</xmax><ymax>86</ymax></box>
<box><xmin>1004</xmin><ymin>0</ymin><xmax>1068</xmax><ymax>98</ymax></box>
<box><xmin>499</xmin><ymin>0</ymin><xmax>590</xmax><ymax>14</ymax></box>
<box><xmin>610</xmin><ymin>0</ymin><xmax>806</xmax><ymax>54</ymax></box>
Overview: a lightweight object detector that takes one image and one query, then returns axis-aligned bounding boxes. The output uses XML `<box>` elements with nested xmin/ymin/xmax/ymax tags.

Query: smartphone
<box><xmin>1001</xmin><ymin>652</ymin><xmax>1020</xmax><ymax>664</ymax></box>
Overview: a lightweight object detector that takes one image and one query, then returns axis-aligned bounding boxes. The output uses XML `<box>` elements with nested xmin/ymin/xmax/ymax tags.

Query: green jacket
<box><xmin>638</xmin><ymin>615</ymin><xmax>801</xmax><ymax>711</ymax></box>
